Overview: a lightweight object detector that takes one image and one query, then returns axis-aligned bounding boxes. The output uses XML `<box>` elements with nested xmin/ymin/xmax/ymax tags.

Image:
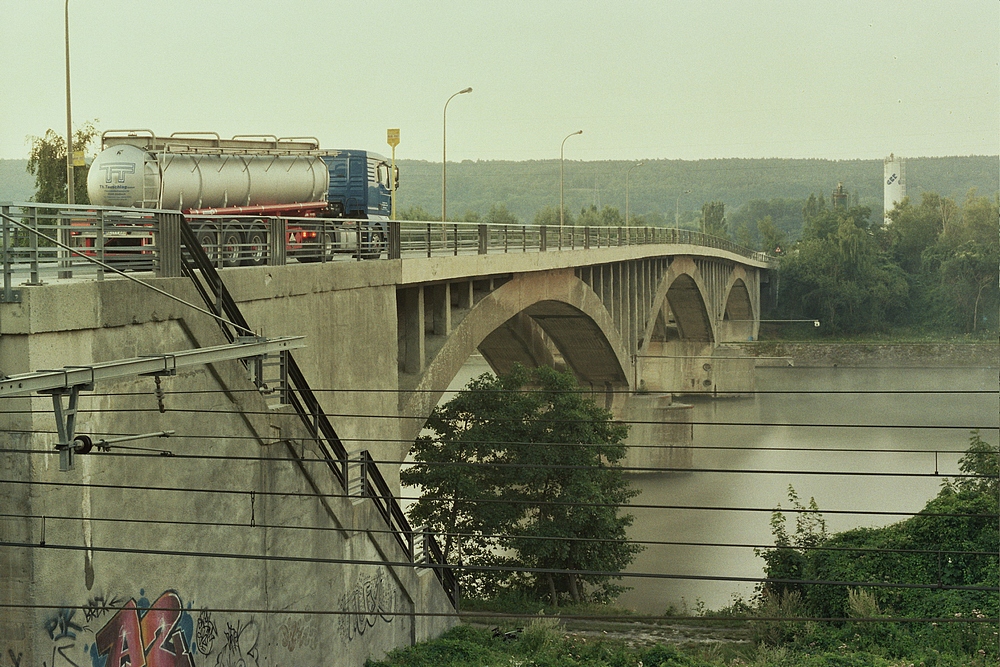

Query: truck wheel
<box><xmin>194</xmin><ymin>226</ymin><xmax>219</xmax><ymax>263</ymax></box>
<box><xmin>243</xmin><ymin>226</ymin><xmax>267</xmax><ymax>266</ymax></box>
<box><xmin>323</xmin><ymin>232</ymin><xmax>337</xmax><ymax>261</ymax></box>
<box><xmin>221</xmin><ymin>228</ymin><xmax>243</xmax><ymax>268</ymax></box>
<box><xmin>362</xmin><ymin>229</ymin><xmax>386</xmax><ymax>260</ymax></box>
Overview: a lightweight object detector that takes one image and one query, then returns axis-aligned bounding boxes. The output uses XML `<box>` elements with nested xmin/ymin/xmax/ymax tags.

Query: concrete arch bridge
<box><xmin>391</xmin><ymin>244</ymin><xmax>770</xmax><ymax>462</ymax></box>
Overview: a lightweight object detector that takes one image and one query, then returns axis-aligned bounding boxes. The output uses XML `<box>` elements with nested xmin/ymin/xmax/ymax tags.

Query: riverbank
<box><xmin>735</xmin><ymin>341</ymin><xmax>998</xmax><ymax>368</ymax></box>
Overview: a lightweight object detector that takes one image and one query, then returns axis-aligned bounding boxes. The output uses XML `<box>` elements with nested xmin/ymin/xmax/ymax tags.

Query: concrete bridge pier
<box><xmin>618</xmin><ymin>392</ymin><xmax>693</xmax><ymax>472</ymax></box>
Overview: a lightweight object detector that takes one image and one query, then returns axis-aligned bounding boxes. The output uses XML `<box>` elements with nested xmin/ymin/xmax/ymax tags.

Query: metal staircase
<box><xmin>177</xmin><ymin>217</ymin><xmax>457</xmax><ymax>607</ymax></box>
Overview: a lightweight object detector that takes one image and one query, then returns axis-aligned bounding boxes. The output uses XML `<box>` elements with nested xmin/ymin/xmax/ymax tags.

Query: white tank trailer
<box><xmin>87</xmin><ymin>133</ymin><xmax>330</xmax><ymax>211</ymax></box>
<box><xmin>83</xmin><ymin>131</ymin><xmax>387</xmax><ymax>266</ymax></box>
<box><xmin>883</xmin><ymin>153</ymin><xmax>906</xmax><ymax>222</ymax></box>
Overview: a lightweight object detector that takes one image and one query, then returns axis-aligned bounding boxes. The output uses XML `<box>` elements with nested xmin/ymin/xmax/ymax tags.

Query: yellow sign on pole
<box><xmin>387</xmin><ymin>129</ymin><xmax>400</xmax><ymax>219</ymax></box>
<box><xmin>72</xmin><ymin>150</ymin><xmax>85</xmax><ymax>167</ymax></box>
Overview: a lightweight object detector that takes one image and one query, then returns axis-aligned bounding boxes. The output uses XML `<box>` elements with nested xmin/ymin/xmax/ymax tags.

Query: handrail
<box><xmin>360</xmin><ymin>450</ymin><xmax>414</xmax><ymax>557</ymax></box>
<box><xmin>175</xmin><ymin>217</ymin><xmax>454</xmax><ymax>606</ymax></box>
<box><xmin>177</xmin><ymin>218</ymin><xmax>348</xmax><ymax>487</ymax></box>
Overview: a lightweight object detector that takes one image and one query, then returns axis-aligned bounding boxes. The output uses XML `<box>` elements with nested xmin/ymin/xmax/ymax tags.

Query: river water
<box><xmin>439</xmin><ymin>357</ymin><xmax>998</xmax><ymax>613</ymax></box>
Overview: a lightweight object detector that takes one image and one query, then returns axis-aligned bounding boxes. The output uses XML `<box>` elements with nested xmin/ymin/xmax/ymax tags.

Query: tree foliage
<box><xmin>577</xmin><ymin>204</ymin><xmax>623</xmax><ymax>227</ymax></box>
<box><xmin>754</xmin><ymin>432</ymin><xmax>999</xmax><ymax>659</ymax></box>
<box><xmin>482</xmin><ymin>202</ymin><xmax>518</xmax><ymax>225</ymax></box>
<box><xmin>700</xmin><ymin>200</ymin><xmax>727</xmax><ymax>238</ymax></box>
<box><xmin>26</xmin><ymin>121</ymin><xmax>98</xmax><ymax>204</ymax></box>
<box><xmin>402</xmin><ymin>364</ymin><xmax>641</xmax><ymax>606</ymax></box>
<box><xmin>777</xmin><ymin>203</ymin><xmax>908</xmax><ymax>333</ymax></box>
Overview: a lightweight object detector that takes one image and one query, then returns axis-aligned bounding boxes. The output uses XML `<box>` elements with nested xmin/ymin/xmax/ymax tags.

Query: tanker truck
<box><xmin>85</xmin><ymin>130</ymin><xmax>396</xmax><ymax>265</ymax></box>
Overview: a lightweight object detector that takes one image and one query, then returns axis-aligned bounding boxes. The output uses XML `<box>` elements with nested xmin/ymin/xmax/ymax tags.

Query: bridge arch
<box><xmin>642</xmin><ymin>256</ymin><xmax>716</xmax><ymax>348</ymax></box>
<box><xmin>719</xmin><ymin>266</ymin><xmax>758</xmax><ymax>342</ymax></box>
<box><xmin>399</xmin><ymin>269</ymin><xmax>632</xmax><ymax>446</ymax></box>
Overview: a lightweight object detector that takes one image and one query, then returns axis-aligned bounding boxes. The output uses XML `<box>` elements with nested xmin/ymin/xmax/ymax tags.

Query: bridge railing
<box><xmin>1</xmin><ymin>202</ymin><xmax>774</xmax><ymax>298</ymax></box>
<box><xmin>394</xmin><ymin>219</ymin><xmax>772</xmax><ymax>263</ymax></box>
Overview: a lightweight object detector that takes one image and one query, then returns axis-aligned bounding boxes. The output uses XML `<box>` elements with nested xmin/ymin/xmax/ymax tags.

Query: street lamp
<box><xmin>675</xmin><ymin>189</ymin><xmax>692</xmax><ymax>227</ymax></box>
<box><xmin>442</xmin><ymin>87</ymin><xmax>472</xmax><ymax>223</ymax></box>
<box><xmin>625</xmin><ymin>161</ymin><xmax>643</xmax><ymax>225</ymax></box>
<box><xmin>559</xmin><ymin>130</ymin><xmax>582</xmax><ymax>229</ymax></box>
<box><xmin>64</xmin><ymin>0</ymin><xmax>74</xmax><ymax>205</ymax></box>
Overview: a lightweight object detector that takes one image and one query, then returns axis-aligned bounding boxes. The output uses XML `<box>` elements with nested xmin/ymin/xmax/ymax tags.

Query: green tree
<box><xmin>402</xmin><ymin>365</ymin><xmax>641</xmax><ymax>606</ymax></box>
<box><xmin>26</xmin><ymin>120</ymin><xmax>99</xmax><ymax>204</ymax></box>
<box><xmin>779</xmin><ymin>205</ymin><xmax>908</xmax><ymax>333</ymax></box>
<box><xmin>533</xmin><ymin>205</ymin><xmax>573</xmax><ymax>227</ymax></box>
<box><xmin>757</xmin><ymin>215</ymin><xmax>787</xmax><ymax>254</ymax></box>
<box><xmin>700</xmin><ymin>200</ymin><xmax>727</xmax><ymax>237</ymax></box>
<box><xmin>398</xmin><ymin>204</ymin><xmax>435</xmax><ymax>221</ymax></box>
<box><xmin>483</xmin><ymin>203</ymin><xmax>518</xmax><ymax>225</ymax></box>
<box><xmin>576</xmin><ymin>204</ymin><xmax>624</xmax><ymax>227</ymax></box>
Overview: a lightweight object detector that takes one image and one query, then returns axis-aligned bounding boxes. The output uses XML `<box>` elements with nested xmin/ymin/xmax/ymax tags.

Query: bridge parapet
<box><xmin>1</xmin><ymin>202</ymin><xmax>773</xmax><ymax>298</ymax></box>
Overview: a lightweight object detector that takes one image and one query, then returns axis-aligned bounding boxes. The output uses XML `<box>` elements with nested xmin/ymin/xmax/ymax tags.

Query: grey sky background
<box><xmin>1</xmin><ymin>1</ymin><xmax>997</xmax><ymax>162</ymax></box>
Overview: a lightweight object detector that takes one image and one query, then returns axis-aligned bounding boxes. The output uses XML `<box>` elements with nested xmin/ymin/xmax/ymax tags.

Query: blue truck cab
<box><xmin>321</xmin><ymin>150</ymin><xmax>396</xmax><ymax>219</ymax></box>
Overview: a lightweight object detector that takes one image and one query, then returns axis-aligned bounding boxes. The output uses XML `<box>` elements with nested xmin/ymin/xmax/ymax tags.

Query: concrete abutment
<box><xmin>0</xmin><ymin>244</ymin><xmax>770</xmax><ymax>665</ymax></box>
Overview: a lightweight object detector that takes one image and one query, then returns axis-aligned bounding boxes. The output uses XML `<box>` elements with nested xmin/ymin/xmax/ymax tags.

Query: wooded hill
<box><xmin>393</xmin><ymin>155</ymin><xmax>998</xmax><ymax>226</ymax></box>
<box><xmin>3</xmin><ymin>154</ymin><xmax>996</xmax><ymax>232</ymax></box>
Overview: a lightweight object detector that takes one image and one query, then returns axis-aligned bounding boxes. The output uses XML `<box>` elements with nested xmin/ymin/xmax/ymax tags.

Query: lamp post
<box><xmin>675</xmin><ymin>189</ymin><xmax>691</xmax><ymax>226</ymax></box>
<box><xmin>64</xmin><ymin>0</ymin><xmax>74</xmax><ymax>205</ymax></box>
<box><xmin>442</xmin><ymin>87</ymin><xmax>472</xmax><ymax>223</ymax></box>
<box><xmin>625</xmin><ymin>161</ymin><xmax>643</xmax><ymax>225</ymax></box>
<box><xmin>559</xmin><ymin>130</ymin><xmax>582</xmax><ymax>229</ymax></box>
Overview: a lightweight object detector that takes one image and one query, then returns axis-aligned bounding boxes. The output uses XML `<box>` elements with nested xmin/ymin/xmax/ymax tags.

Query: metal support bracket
<box><xmin>39</xmin><ymin>382</ymin><xmax>94</xmax><ymax>472</ymax></box>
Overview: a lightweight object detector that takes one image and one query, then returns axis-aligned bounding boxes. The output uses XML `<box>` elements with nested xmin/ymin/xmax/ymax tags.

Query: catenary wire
<box><xmin>0</xmin><ymin>445</ymin><xmax>988</xmax><ymax>480</ymax></box>
<box><xmin>5</xmin><ymin>511</ymin><xmax>994</xmax><ymax>558</ymax></box>
<box><xmin>1</xmin><ymin>406</ymin><xmax>995</xmax><ymax>430</ymax></box>
<box><xmin>1</xmin><ymin>477</ymin><xmax>994</xmax><ymax>519</ymax></box>
<box><xmin>82</xmin><ymin>386</ymin><xmax>999</xmax><ymax>396</ymax></box>
<box><xmin>0</xmin><ymin>540</ymin><xmax>995</xmax><ymax>594</ymax></box>
<box><xmin>0</xmin><ymin>429</ymin><xmax>985</xmax><ymax>456</ymax></box>
<box><xmin>0</xmin><ymin>601</ymin><xmax>993</xmax><ymax>625</ymax></box>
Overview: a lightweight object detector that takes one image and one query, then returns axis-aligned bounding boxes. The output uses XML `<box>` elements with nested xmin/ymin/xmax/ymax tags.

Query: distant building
<box><xmin>883</xmin><ymin>153</ymin><xmax>906</xmax><ymax>222</ymax></box>
<box><xmin>831</xmin><ymin>182</ymin><xmax>848</xmax><ymax>209</ymax></box>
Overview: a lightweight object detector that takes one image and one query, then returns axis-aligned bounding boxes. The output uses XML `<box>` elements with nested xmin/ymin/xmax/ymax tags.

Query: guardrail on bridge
<box><xmin>2</xmin><ymin>202</ymin><xmax>774</xmax><ymax>301</ymax></box>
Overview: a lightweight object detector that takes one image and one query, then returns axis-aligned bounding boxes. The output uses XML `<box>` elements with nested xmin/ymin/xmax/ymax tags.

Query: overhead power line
<box><xmin>0</xmin><ymin>445</ymin><xmax>985</xmax><ymax>479</ymax></box>
<box><xmin>0</xmin><ymin>406</ymin><xmax>994</xmax><ymax>431</ymax></box>
<box><xmin>0</xmin><ymin>436</ymin><xmax>980</xmax><ymax>456</ymax></box>
<box><xmin>1</xmin><ymin>540</ymin><xmax>995</xmax><ymax>594</ymax></box>
<box><xmin>0</xmin><ymin>601</ymin><xmax>993</xmax><ymax>625</ymax></box>
<box><xmin>83</xmin><ymin>386</ymin><xmax>999</xmax><ymax>396</ymax></box>
<box><xmin>1</xmin><ymin>477</ymin><xmax>994</xmax><ymax>519</ymax></box>
<box><xmin>5</xmin><ymin>511</ymin><xmax>994</xmax><ymax>558</ymax></box>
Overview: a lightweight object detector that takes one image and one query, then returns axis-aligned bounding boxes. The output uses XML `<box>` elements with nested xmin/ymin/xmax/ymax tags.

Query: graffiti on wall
<box><xmin>213</xmin><ymin>618</ymin><xmax>260</xmax><ymax>667</ymax></box>
<box><xmin>3</xmin><ymin>649</ymin><xmax>24</xmax><ymax>667</ymax></box>
<box><xmin>91</xmin><ymin>590</ymin><xmax>196</xmax><ymax>667</ymax></box>
<box><xmin>277</xmin><ymin>617</ymin><xmax>317</xmax><ymax>653</ymax></box>
<box><xmin>339</xmin><ymin>569</ymin><xmax>398</xmax><ymax>641</ymax></box>
<box><xmin>81</xmin><ymin>595</ymin><xmax>124</xmax><ymax>624</ymax></box>
<box><xmin>42</xmin><ymin>607</ymin><xmax>85</xmax><ymax>667</ymax></box>
<box><xmin>195</xmin><ymin>610</ymin><xmax>218</xmax><ymax>657</ymax></box>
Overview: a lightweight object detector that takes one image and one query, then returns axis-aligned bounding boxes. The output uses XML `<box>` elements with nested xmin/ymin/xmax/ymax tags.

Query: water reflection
<box><xmin>433</xmin><ymin>358</ymin><xmax>998</xmax><ymax>613</ymax></box>
<box><xmin>618</xmin><ymin>366</ymin><xmax>999</xmax><ymax>613</ymax></box>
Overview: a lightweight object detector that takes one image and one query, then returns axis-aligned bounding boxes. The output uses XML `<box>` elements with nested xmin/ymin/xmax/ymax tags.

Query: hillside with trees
<box><xmin>391</xmin><ymin>155</ymin><xmax>997</xmax><ymax>231</ymax></box>
<box><xmin>774</xmin><ymin>189</ymin><xmax>999</xmax><ymax>336</ymax></box>
<box><xmin>2</xmin><ymin>154</ymin><xmax>995</xmax><ymax>231</ymax></box>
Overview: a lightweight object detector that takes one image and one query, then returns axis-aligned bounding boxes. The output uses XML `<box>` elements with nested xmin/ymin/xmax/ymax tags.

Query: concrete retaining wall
<box><xmin>0</xmin><ymin>266</ymin><xmax>454</xmax><ymax>667</ymax></box>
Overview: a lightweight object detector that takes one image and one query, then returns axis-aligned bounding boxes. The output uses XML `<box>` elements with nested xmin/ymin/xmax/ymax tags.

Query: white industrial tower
<box><xmin>883</xmin><ymin>153</ymin><xmax>906</xmax><ymax>222</ymax></box>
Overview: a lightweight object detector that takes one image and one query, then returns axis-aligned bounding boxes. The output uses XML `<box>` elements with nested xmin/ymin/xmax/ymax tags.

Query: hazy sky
<box><xmin>1</xmin><ymin>1</ymin><xmax>997</xmax><ymax>162</ymax></box>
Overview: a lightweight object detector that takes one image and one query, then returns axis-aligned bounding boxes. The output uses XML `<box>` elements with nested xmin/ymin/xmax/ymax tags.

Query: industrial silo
<box><xmin>883</xmin><ymin>153</ymin><xmax>906</xmax><ymax>221</ymax></box>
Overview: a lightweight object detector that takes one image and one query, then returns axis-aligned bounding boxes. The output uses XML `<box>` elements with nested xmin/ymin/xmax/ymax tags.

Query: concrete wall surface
<box><xmin>0</xmin><ymin>272</ymin><xmax>455</xmax><ymax>667</ymax></box>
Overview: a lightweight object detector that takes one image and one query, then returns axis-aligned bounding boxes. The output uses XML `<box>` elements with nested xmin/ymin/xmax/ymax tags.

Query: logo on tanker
<box><xmin>97</xmin><ymin>161</ymin><xmax>137</xmax><ymax>203</ymax></box>
<box><xmin>99</xmin><ymin>161</ymin><xmax>136</xmax><ymax>184</ymax></box>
